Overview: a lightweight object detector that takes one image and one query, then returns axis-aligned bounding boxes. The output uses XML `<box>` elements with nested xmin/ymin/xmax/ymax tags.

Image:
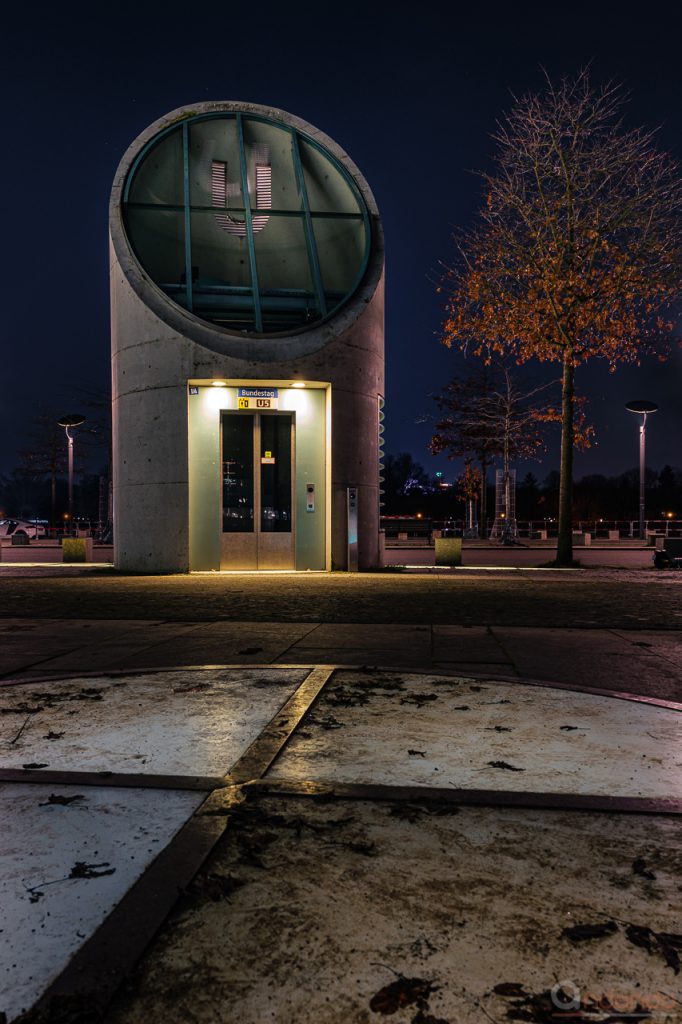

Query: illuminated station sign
<box><xmin>237</xmin><ymin>387</ymin><xmax>279</xmax><ymax>410</ymax></box>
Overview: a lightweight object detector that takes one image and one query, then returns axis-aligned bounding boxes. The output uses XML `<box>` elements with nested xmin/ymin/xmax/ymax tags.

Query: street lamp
<box><xmin>625</xmin><ymin>400</ymin><xmax>658</xmax><ymax>541</ymax></box>
<box><xmin>58</xmin><ymin>414</ymin><xmax>85</xmax><ymax>534</ymax></box>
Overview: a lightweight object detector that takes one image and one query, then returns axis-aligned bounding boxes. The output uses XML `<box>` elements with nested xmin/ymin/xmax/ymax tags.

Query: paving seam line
<box><xmin>0</xmin><ymin>663</ymin><xmax>329</xmax><ymax>688</ymax></box>
<box><xmin>270</xmin><ymin>621</ymin><xmax>324</xmax><ymax>663</ymax></box>
<box><xmin>608</xmin><ymin>626</ymin><xmax>682</xmax><ymax>671</ymax></box>
<box><xmin>0</xmin><ymin>769</ymin><xmax>227</xmax><ymax>792</ymax></box>
<box><xmin>248</xmin><ymin>779</ymin><xmax>682</xmax><ymax>817</ymax></box>
<box><xmin>13</xmin><ymin>666</ymin><xmax>337</xmax><ymax>1024</ymax></box>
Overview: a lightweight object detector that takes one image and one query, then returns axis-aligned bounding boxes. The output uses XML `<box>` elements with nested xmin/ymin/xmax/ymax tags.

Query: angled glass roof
<box><xmin>122</xmin><ymin>112</ymin><xmax>371</xmax><ymax>335</ymax></box>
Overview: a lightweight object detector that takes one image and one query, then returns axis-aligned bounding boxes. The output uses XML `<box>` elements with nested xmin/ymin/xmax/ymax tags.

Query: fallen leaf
<box><xmin>238</xmin><ymin>647</ymin><xmax>263</xmax><ymax>655</ymax></box>
<box><xmin>562</xmin><ymin>921</ymin><xmax>618</xmax><ymax>942</ymax></box>
<box><xmin>493</xmin><ymin>982</ymin><xmax>527</xmax><ymax>997</ymax></box>
<box><xmin>408</xmin><ymin>749</ymin><xmax>426</xmax><ymax>757</ymax></box>
<box><xmin>369</xmin><ymin>976</ymin><xmax>436</xmax><ymax>1015</ymax></box>
<box><xmin>487</xmin><ymin>760</ymin><xmax>525</xmax><ymax>772</ymax></box>
<box><xmin>625</xmin><ymin>924</ymin><xmax>656</xmax><ymax>954</ymax></box>
<box><xmin>69</xmin><ymin>861</ymin><xmax>116</xmax><ymax>879</ymax></box>
<box><xmin>39</xmin><ymin>794</ymin><xmax>84</xmax><ymax>806</ymax></box>
<box><xmin>632</xmin><ymin>857</ymin><xmax>657</xmax><ymax>880</ymax></box>
<box><xmin>22</xmin><ymin>763</ymin><xmax>48</xmax><ymax>770</ymax></box>
<box><xmin>400</xmin><ymin>694</ymin><xmax>439</xmax><ymax>707</ymax></box>
<box><xmin>191</xmin><ymin>872</ymin><xmax>245</xmax><ymax>902</ymax></box>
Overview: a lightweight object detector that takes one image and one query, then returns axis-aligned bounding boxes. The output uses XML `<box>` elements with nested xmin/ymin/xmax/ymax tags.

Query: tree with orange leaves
<box><xmin>439</xmin><ymin>70</ymin><xmax>682</xmax><ymax>564</ymax></box>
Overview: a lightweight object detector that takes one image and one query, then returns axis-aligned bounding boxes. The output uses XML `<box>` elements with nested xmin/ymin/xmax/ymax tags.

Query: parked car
<box><xmin>0</xmin><ymin>519</ymin><xmax>47</xmax><ymax>540</ymax></box>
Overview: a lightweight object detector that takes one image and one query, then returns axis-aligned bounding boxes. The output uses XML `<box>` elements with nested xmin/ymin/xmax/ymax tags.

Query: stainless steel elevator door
<box><xmin>220</xmin><ymin>411</ymin><xmax>294</xmax><ymax>569</ymax></box>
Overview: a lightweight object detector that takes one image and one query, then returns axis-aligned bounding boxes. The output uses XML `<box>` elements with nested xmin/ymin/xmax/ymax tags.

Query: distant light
<box><xmin>292</xmin><ymin>381</ymin><xmax>306</xmax><ymax>388</ymax></box>
<box><xmin>666</xmin><ymin>511</ymin><xmax>674</xmax><ymax>519</ymax></box>
<box><xmin>211</xmin><ymin>381</ymin><xmax>228</xmax><ymax>387</ymax></box>
<box><xmin>435</xmin><ymin>471</ymin><xmax>443</xmax><ymax>478</ymax></box>
<box><xmin>416</xmin><ymin>513</ymin><xmax>423</xmax><ymax>519</ymax></box>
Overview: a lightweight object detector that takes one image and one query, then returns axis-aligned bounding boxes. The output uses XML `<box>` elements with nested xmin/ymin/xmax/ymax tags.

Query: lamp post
<box><xmin>625</xmin><ymin>400</ymin><xmax>657</xmax><ymax>541</ymax></box>
<box><xmin>58</xmin><ymin>415</ymin><xmax>85</xmax><ymax>534</ymax></box>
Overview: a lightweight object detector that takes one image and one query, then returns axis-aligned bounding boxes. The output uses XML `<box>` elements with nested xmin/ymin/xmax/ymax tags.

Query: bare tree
<box><xmin>439</xmin><ymin>69</ymin><xmax>682</xmax><ymax>563</ymax></box>
<box><xmin>431</xmin><ymin>361</ymin><xmax>560</xmax><ymax>534</ymax></box>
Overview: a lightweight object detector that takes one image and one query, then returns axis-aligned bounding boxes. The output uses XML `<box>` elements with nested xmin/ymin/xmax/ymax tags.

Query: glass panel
<box><xmin>260</xmin><ymin>415</ymin><xmax>292</xmax><ymax>533</ymax></box>
<box><xmin>242</xmin><ymin>118</ymin><xmax>301</xmax><ymax>211</ymax></box>
<box><xmin>222</xmin><ymin>414</ymin><xmax>254</xmax><ymax>533</ymax></box>
<box><xmin>312</xmin><ymin>217</ymin><xmax>366</xmax><ymax>305</ymax></box>
<box><xmin>299</xmin><ymin>138</ymin><xmax>362</xmax><ymax>214</ymax></box>
<box><xmin>189</xmin><ymin>117</ymin><xmax>242</xmax><ymax>209</ymax></box>
<box><xmin>128</xmin><ymin>129</ymin><xmax>184</xmax><ymax>206</ymax></box>
<box><xmin>253</xmin><ymin>214</ymin><xmax>317</xmax><ymax>331</ymax></box>
<box><xmin>124</xmin><ymin>209</ymin><xmax>186</xmax><ymax>293</ymax></box>
<box><xmin>189</xmin><ymin>210</ymin><xmax>254</xmax><ymax>328</ymax></box>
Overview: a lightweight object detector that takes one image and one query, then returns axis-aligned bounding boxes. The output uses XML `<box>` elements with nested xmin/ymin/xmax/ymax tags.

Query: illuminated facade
<box><xmin>110</xmin><ymin>102</ymin><xmax>384</xmax><ymax>572</ymax></box>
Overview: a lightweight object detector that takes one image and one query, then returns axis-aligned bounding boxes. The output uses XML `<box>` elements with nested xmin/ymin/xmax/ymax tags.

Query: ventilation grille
<box><xmin>211</xmin><ymin>156</ymin><xmax>271</xmax><ymax>236</ymax></box>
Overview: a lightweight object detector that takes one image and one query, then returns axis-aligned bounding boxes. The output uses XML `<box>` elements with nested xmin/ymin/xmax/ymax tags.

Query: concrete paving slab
<box><xmin>433</xmin><ymin>661</ymin><xmax>520</xmax><ymax>676</ymax></box>
<box><xmin>0</xmin><ymin>669</ymin><xmax>308</xmax><ymax>777</ymax></box>
<box><xmin>0</xmin><ymin>620</ymin><xmax>171</xmax><ymax>678</ymax></box>
<box><xmin>432</xmin><ymin>625</ymin><xmax>511</xmax><ymax>664</ymax></box>
<box><xmin>0</xmin><ymin>782</ymin><xmax>202</xmax><ymax>1023</ymax></box>
<box><xmin>268</xmin><ymin>670</ymin><xmax>682</xmax><ymax>798</ymax></box>
<box><xmin>280</xmin><ymin>624</ymin><xmax>433</xmax><ymax>666</ymax></box>
<box><xmin>288</xmin><ymin>624</ymin><xmax>433</xmax><ymax>648</ymax></box>
<box><xmin>106</xmin><ymin>793</ymin><xmax>682</xmax><ymax>1024</ymax></box>
<box><xmin>106</xmin><ymin>623</ymin><xmax>317</xmax><ymax>670</ymax></box>
<box><xmin>1</xmin><ymin>625</ymin><xmax>212</xmax><ymax>677</ymax></box>
<box><xmin>492</xmin><ymin>626</ymin><xmax>682</xmax><ymax>702</ymax></box>
<box><xmin>610</xmin><ymin>629</ymin><xmax>682</xmax><ymax>672</ymax></box>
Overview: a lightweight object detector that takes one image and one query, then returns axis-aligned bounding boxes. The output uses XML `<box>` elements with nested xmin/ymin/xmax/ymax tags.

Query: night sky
<box><xmin>2</xmin><ymin>1</ymin><xmax>681</xmax><ymax>482</ymax></box>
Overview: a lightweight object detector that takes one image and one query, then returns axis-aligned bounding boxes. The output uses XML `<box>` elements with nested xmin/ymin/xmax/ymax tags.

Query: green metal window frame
<box><xmin>122</xmin><ymin>112</ymin><xmax>372</xmax><ymax>335</ymax></box>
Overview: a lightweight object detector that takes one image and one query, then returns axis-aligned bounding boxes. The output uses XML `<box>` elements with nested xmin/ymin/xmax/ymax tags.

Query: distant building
<box><xmin>110</xmin><ymin>102</ymin><xmax>384</xmax><ymax>572</ymax></box>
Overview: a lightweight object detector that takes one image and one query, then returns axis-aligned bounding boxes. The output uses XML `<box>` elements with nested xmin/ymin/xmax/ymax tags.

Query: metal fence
<box><xmin>381</xmin><ymin>516</ymin><xmax>681</xmax><ymax>542</ymax></box>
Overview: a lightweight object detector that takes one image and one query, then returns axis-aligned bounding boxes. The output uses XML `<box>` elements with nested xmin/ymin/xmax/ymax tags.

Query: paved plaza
<box><xmin>0</xmin><ymin>566</ymin><xmax>681</xmax><ymax>1022</ymax></box>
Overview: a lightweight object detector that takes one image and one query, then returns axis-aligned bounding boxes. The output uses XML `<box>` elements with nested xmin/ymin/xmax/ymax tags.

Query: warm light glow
<box><xmin>292</xmin><ymin>381</ymin><xmax>306</xmax><ymax>388</ymax></box>
<box><xmin>211</xmin><ymin>381</ymin><xmax>228</xmax><ymax>387</ymax></box>
<box><xmin>416</xmin><ymin>513</ymin><xmax>423</xmax><ymax>519</ymax></box>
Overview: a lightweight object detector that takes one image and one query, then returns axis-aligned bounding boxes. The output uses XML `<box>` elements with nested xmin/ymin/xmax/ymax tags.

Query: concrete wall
<box><xmin>110</xmin><ymin>101</ymin><xmax>384</xmax><ymax>574</ymax></box>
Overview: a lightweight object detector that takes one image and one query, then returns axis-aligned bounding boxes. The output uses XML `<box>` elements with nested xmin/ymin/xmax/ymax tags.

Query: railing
<box><xmin>381</xmin><ymin>516</ymin><xmax>682</xmax><ymax>542</ymax></box>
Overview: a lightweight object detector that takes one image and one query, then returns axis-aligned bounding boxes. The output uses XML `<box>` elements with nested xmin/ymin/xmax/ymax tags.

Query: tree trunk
<box><xmin>479</xmin><ymin>457</ymin><xmax>487</xmax><ymax>537</ymax></box>
<box><xmin>556</xmin><ymin>352</ymin><xmax>575</xmax><ymax>565</ymax></box>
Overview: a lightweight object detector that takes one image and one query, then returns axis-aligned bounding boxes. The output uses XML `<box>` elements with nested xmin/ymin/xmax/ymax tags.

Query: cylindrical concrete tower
<box><xmin>110</xmin><ymin>102</ymin><xmax>384</xmax><ymax>573</ymax></box>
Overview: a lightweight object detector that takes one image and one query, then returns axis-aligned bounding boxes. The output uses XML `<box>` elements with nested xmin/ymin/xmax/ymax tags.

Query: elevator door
<box><xmin>221</xmin><ymin>411</ymin><xmax>294</xmax><ymax>569</ymax></box>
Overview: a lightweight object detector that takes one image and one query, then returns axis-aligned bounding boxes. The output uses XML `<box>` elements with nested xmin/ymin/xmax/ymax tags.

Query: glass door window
<box><xmin>222</xmin><ymin>414</ymin><xmax>254</xmax><ymax>532</ymax></box>
<box><xmin>260</xmin><ymin>415</ymin><xmax>292</xmax><ymax>533</ymax></box>
<box><xmin>221</xmin><ymin>411</ymin><xmax>294</xmax><ymax>569</ymax></box>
